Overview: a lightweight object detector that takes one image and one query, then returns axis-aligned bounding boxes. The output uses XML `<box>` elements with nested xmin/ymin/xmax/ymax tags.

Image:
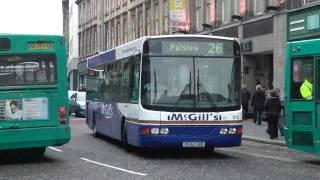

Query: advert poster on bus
<box><xmin>0</xmin><ymin>97</ymin><xmax>48</xmax><ymax>120</ymax></box>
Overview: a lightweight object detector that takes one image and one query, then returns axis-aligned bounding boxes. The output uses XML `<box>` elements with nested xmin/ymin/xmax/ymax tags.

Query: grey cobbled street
<box><xmin>1</xmin><ymin>116</ymin><xmax>320</xmax><ymax>180</ymax></box>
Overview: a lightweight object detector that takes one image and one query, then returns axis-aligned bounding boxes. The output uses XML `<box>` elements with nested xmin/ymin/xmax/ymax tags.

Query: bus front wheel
<box><xmin>92</xmin><ymin>119</ymin><xmax>98</xmax><ymax>137</ymax></box>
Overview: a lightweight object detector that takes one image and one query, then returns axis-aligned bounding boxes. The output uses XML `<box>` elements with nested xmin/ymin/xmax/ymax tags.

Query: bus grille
<box><xmin>292</xmin><ymin>131</ymin><xmax>313</xmax><ymax>147</ymax></box>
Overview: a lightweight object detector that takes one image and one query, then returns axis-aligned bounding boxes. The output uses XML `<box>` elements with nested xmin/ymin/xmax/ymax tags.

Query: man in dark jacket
<box><xmin>241</xmin><ymin>85</ymin><xmax>251</xmax><ymax>120</ymax></box>
<box><xmin>264</xmin><ymin>90</ymin><xmax>282</xmax><ymax>139</ymax></box>
<box><xmin>251</xmin><ymin>85</ymin><xmax>265</xmax><ymax>125</ymax></box>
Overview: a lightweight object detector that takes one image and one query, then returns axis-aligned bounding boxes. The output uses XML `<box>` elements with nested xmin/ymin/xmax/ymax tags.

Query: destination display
<box><xmin>147</xmin><ymin>38</ymin><xmax>237</xmax><ymax>56</ymax></box>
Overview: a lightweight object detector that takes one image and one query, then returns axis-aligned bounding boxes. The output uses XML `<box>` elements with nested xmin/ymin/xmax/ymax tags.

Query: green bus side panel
<box><xmin>288</xmin><ymin>4</ymin><xmax>320</xmax><ymax>41</ymax></box>
<box><xmin>0</xmin><ymin>126</ymin><xmax>70</xmax><ymax>150</ymax></box>
<box><xmin>285</xmin><ymin>38</ymin><xmax>320</xmax><ymax>155</ymax></box>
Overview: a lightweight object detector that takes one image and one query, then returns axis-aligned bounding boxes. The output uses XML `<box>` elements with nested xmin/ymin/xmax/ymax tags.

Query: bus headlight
<box><xmin>151</xmin><ymin>128</ymin><xmax>160</xmax><ymax>135</ymax></box>
<box><xmin>219</xmin><ymin>128</ymin><xmax>228</xmax><ymax>135</ymax></box>
<box><xmin>160</xmin><ymin>128</ymin><xmax>169</xmax><ymax>135</ymax></box>
<box><xmin>228</xmin><ymin>128</ymin><xmax>237</xmax><ymax>135</ymax></box>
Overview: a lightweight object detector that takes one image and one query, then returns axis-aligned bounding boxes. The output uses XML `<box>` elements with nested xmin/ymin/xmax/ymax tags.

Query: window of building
<box><xmin>111</xmin><ymin>0</ymin><xmax>115</xmax><ymax>11</ymax></box>
<box><xmin>196</xmin><ymin>0</ymin><xmax>204</xmax><ymax>31</ymax></box>
<box><xmin>254</xmin><ymin>0</ymin><xmax>265</xmax><ymax>16</ymax></box>
<box><xmin>206</xmin><ymin>0</ymin><xmax>215</xmax><ymax>24</ymax></box>
<box><xmin>164</xmin><ymin>0</ymin><xmax>169</xmax><ymax>32</ymax></box>
<box><xmin>116</xmin><ymin>20</ymin><xmax>121</xmax><ymax>46</ymax></box>
<box><xmin>131</xmin><ymin>12</ymin><xmax>136</xmax><ymax>40</ymax></box>
<box><xmin>117</xmin><ymin>0</ymin><xmax>121</xmax><ymax>8</ymax></box>
<box><xmin>146</xmin><ymin>7</ymin><xmax>151</xmax><ymax>35</ymax></box>
<box><xmin>123</xmin><ymin>15</ymin><xmax>128</xmax><ymax>43</ymax></box>
<box><xmin>222</xmin><ymin>0</ymin><xmax>231</xmax><ymax>24</ymax></box>
<box><xmin>138</xmin><ymin>9</ymin><xmax>143</xmax><ymax>37</ymax></box>
<box><xmin>111</xmin><ymin>22</ymin><xmax>115</xmax><ymax>48</ymax></box>
<box><xmin>154</xmin><ymin>3</ymin><xmax>160</xmax><ymax>35</ymax></box>
<box><xmin>105</xmin><ymin>23</ymin><xmax>109</xmax><ymax>50</ymax></box>
<box><xmin>234</xmin><ymin>0</ymin><xmax>240</xmax><ymax>17</ymax></box>
<box><xmin>105</xmin><ymin>0</ymin><xmax>108</xmax><ymax>15</ymax></box>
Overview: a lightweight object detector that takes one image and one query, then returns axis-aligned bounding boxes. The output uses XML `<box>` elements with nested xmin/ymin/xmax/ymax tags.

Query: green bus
<box><xmin>0</xmin><ymin>34</ymin><xmax>70</xmax><ymax>157</ymax></box>
<box><xmin>285</xmin><ymin>4</ymin><xmax>320</xmax><ymax>155</ymax></box>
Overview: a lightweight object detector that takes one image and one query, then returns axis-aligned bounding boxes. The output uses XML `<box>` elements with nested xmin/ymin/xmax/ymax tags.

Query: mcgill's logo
<box><xmin>167</xmin><ymin>113</ymin><xmax>221</xmax><ymax>121</ymax></box>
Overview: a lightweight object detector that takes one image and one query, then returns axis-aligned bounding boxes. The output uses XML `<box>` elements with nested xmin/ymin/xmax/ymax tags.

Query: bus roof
<box><xmin>87</xmin><ymin>35</ymin><xmax>238</xmax><ymax>68</ymax></box>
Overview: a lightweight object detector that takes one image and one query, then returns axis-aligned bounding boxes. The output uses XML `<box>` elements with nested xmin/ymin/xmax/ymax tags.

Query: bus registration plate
<box><xmin>182</xmin><ymin>142</ymin><xmax>205</xmax><ymax>148</ymax></box>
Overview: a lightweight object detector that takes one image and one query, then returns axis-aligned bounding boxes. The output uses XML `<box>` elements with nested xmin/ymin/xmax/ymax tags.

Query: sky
<box><xmin>0</xmin><ymin>0</ymin><xmax>63</xmax><ymax>35</ymax></box>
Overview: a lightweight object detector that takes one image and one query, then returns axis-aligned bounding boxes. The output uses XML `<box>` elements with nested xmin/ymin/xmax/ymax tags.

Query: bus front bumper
<box><xmin>0</xmin><ymin>126</ymin><xmax>71</xmax><ymax>150</ymax></box>
<box><xmin>126</xmin><ymin>123</ymin><xmax>242</xmax><ymax>149</ymax></box>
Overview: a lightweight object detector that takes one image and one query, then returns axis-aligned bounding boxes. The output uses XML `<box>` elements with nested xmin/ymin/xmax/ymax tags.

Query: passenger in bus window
<box><xmin>300</xmin><ymin>74</ymin><xmax>313</xmax><ymax>100</ymax></box>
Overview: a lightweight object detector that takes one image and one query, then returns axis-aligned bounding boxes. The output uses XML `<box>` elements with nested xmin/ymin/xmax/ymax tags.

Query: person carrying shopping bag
<box><xmin>264</xmin><ymin>90</ymin><xmax>282</xmax><ymax>139</ymax></box>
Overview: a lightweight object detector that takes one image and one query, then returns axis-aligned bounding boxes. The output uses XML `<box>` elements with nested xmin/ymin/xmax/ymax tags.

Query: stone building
<box><xmin>75</xmin><ymin>0</ymin><xmax>320</xmax><ymax>94</ymax></box>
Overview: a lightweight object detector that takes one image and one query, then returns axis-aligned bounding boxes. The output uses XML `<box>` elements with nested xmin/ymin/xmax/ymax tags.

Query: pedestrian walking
<box><xmin>275</xmin><ymin>88</ymin><xmax>285</xmax><ymax>136</ymax></box>
<box><xmin>264</xmin><ymin>90</ymin><xmax>282</xmax><ymax>139</ymax></box>
<box><xmin>241</xmin><ymin>85</ymin><xmax>251</xmax><ymax>120</ymax></box>
<box><xmin>251</xmin><ymin>85</ymin><xmax>265</xmax><ymax>125</ymax></box>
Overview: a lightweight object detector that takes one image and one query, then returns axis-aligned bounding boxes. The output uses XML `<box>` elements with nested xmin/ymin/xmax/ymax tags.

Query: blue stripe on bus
<box><xmin>88</xmin><ymin>49</ymin><xmax>116</xmax><ymax>68</ymax></box>
<box><xmin>126</xmin><ymin>123</ymin><xmax>242</xmax><ymax>148</ymax></box>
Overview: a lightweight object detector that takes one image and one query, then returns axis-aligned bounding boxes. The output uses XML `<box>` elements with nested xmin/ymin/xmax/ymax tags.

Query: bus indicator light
<box><xmin>140</xmin><ymin>128</ymin><xmax>150</xmax><ymax>135</ymax></box>
<box><xmin>59</xmin><ymin>106</ymin><xmax>67</xmax><ymax>125</ymax></box>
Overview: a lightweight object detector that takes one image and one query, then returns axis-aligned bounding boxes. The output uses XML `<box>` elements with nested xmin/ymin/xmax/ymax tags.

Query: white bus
<box><xmin>86</xmin><ymin>35</ymin><xmax>242</xmax><ymax>150</ymax></box>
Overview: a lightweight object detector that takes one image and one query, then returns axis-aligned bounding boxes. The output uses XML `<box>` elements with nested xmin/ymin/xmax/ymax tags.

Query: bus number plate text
<box><xmin>182</xmin><ymin>142</ymin><xmax>205</xmax><ymax>148</ymax></box>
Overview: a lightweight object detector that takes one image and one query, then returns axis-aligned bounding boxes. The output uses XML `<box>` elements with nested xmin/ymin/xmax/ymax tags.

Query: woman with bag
<box><xmin>264</xmin><ymin>90</ymin><xmax>282</xmax><ymax>139</ymax></box>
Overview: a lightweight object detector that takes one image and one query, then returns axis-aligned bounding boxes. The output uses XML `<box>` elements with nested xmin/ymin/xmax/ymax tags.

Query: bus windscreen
<box><xmin>0</xmin><ymin>54</ymin><xmax>56</xmax><ymax>86</ymax></box>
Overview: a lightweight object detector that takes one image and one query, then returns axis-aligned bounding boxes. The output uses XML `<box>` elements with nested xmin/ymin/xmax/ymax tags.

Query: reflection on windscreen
<box><xmin>77</xmin><ymin>93</ymin><xmax>86</xmax><ymax>101</ymax></box>
<box><xmin>0</xmin><ymin>54</ymin><xmax>56</xmax><ymax>86</ymax></box>
<box><xmin>141</xmin><ymin>56</ymin><xmax>240</xmax><ymax>111</ymax></box>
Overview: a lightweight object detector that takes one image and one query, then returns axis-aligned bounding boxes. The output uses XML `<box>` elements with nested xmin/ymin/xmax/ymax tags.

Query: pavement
<box><xmin>242</xmin><ymin>118</ymin><xmax>286</xmax><ymax>146</ymax></box>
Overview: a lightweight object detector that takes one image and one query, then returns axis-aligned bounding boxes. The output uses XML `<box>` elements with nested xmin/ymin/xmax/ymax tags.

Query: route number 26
<box><xmin>208</xmin><ymin>43</ymin><xmax>224</xmax><ymax>55</ymax></box>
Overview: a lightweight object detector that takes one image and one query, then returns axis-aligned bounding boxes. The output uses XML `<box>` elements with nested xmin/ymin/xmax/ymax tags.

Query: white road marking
<box><xmin>220</xmin><ymin>149</ymin><xmax>297</xmax><ymax>163</ymax></box>
<box><xmin>49</xmin><ymin>146</ymin><xmax>63</xmax><ymax>152</ymax></box>
<box><xmin>80</xmin><ymin>157</ymin><xmax>148</xmax><ymax>176</ymax></box>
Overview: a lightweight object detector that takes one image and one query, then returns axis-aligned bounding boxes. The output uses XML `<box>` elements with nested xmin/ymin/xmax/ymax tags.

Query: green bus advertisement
<box><xmin>285</xmin><ymin>4</ymin><xmax>320</xmax><ymax>155</ymax></box>
<box><xmin>0</xmin><ymin>34</ymin><xmax>70</xmax><ymax>157</ymax></box>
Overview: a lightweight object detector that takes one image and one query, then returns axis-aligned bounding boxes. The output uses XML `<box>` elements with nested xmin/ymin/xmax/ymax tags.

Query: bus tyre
<box><xmin>92</xmin><ymin>120</ymin><xmax>98</xmax><ymax>137</ymax></box>
<box><xmin>203</xmin><ymin>147</ymin><xmax>215</xmax><ymax>154</ymax></box>
<box><xmin>27</xmin><ymin>147</ymin><xmax>46</xmax><ymax>159</ymax></box>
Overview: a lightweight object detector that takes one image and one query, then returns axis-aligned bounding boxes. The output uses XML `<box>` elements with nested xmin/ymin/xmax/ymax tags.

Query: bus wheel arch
<box><xmin>92</xmin><ymin>112</ymin><xmax>97</xmax><ymax>136</ymax></box>
<box><xmin>121</xmin><ymin>116</ymin><xmax>133</xmax><ymax>151</ymax></box>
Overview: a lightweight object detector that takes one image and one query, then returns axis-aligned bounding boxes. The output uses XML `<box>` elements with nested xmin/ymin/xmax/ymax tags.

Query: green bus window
<box><xmin>0</xmin><ymin>54</ymin><xmax>56</xmax><ymax>86</ymax></box>
<box><xmin>291</xmin><ymin>58</ymin><xmax>314</xmax><ymax>100</ymax></box>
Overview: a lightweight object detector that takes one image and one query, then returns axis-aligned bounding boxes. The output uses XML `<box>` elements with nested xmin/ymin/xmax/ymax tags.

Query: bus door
<box><xmin>316</xmin><ymin>57</ymin><xmax>320</xmax><ymax>151</ymax></box>
<box><xmin>287</xmin><ymin>56</ymin><xmax>316</xmax><ymax>152</ymax></box>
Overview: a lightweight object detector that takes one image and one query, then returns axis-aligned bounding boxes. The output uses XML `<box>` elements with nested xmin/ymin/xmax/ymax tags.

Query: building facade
<box><xmin>76</xmin><ymin>0</ymin><xmax>320</xmax><ymax>95</ymax></box>
<box><xmin>68</xmin><ymin>0</ymin><xmax>79</xmax><ymax>90</ymax></box>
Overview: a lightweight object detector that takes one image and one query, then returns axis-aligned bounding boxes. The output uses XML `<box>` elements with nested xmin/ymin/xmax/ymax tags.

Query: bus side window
<box><xmin>291</xmin><ymin>58</ymin><xmax>313</xmax><ymax>100</ymax></box>
<box><xmin>130</xmin><ymin>55</ymin><xmax>140</xmax><ymax>102</ymax></box>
